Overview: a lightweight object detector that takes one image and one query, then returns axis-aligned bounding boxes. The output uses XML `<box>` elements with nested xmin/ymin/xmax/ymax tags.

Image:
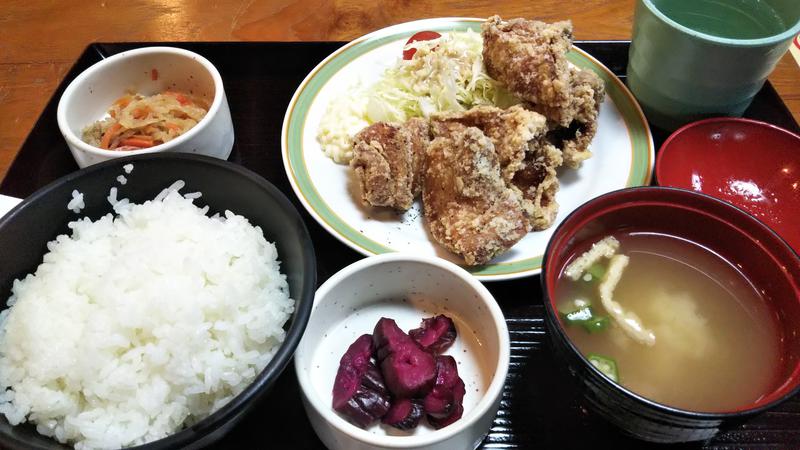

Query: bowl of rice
<box><xmin>0</xmin><ymin>153</ymin><xmax>316</xmax><ymax>449</ymax></box>
<box><xmin>57</xmin><ymin>47</ymin><xmax>234</xmax><ymax>168</ymax></box>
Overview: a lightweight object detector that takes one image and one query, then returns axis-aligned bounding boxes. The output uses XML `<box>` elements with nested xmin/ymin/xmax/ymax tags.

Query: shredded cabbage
<box><xmin>366</xmin><ymin>30</ymin><xmax>519</xmax><ymax>123</ymax></box>
<box><xmin>317</xmin><ymin>31</ymin><xmax>519</xmax><ymax>164</ymax></box>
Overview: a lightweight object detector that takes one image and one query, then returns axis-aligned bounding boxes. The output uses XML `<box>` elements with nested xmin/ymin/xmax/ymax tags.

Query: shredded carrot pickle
<box><xmin>82</xmin><ymin>91</ymin><xmax>209</xmax><ymax>150</ymax></box>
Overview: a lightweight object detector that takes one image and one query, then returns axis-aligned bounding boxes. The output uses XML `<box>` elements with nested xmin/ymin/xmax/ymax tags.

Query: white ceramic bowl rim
<box><xmin>56</xmin><ymin>46</ymin><xmax>225</xmax><ymax>158</ymax></box>
<box><xmin>297</xmin><ymin>253</ymin><xmax>511</xmax><ymax>448</ymax></box>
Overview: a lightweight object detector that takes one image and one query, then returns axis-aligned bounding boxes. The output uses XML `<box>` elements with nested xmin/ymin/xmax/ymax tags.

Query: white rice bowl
<box><xmin>0</xmin><ymin>182</ymin><xmax>294</xmax><ymax>449</ymax></box>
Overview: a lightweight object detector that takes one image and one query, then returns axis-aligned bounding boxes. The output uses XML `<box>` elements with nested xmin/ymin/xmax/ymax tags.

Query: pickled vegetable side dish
<box><xmin>332</xmin><ymin>315</ymin><xmax>465</xmax><ymax>430</ymax></box>
<box><xmin>82</xmin><ymin>91</ymin><xmax>209</xmax><ymax>150</ymax></box>
<box><xmin>556</xmin><ymin>233</ymin><xmax>781</xmax><ymax>412</ymax></box>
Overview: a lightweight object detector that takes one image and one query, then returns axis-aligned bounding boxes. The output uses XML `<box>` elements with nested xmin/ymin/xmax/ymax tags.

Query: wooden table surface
<box><xmin>1</xmin><ymin>0</ymin><xmax>798</xmax><ymax>181</ymax></box>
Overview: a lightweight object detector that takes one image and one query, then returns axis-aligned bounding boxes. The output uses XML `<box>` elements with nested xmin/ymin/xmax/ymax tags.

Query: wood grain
<box><xmin>1</xmin><ymin>0</ymin><xmax>798</xmax><ymax>181</ymax></box>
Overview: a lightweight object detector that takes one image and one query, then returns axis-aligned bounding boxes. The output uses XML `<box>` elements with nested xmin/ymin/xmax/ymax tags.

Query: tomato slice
<box><xmin>402</xmin><ymin>31</ymin><xmax>442</xmax><ymax>60</ymax></box>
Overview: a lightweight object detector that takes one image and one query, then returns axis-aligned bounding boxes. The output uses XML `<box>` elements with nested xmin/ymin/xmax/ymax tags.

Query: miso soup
<box><xmin>556</xmin><ymin>232</ymin><xmax>781</xmax><ymax>412</ymax></box>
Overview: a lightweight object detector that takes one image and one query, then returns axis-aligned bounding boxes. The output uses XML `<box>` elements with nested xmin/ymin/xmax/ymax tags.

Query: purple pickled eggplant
<box><xmin>381</xmin><ymin>398</ymin><xmax>424</xmax><ymax>430</ymax></box>
<box><xmin>332</xmin><ymin>334</ymin><xmax>391</xmax><ymax>427</ymax></box>
<box><xmin>426</xmin><ymin>355</ymin><xmax>466</xmax><ymax>429</ymax></box>
<box><xmin>373</xmin><ymin>317</ymin><xmax>411</xmax><ymax>361</ymax></box>
<box><xmin>423</xmin><ymin>355</ymin><xmax>463</xmax><ymax>419</ymax></box>
<box><xmin>409</xmin><ymin>315</ymin><xmax>457</xmax><ymax>354</ymax></box>
<box><xmin>373</xmin><ymin>318</ymin><xmax>436</xmax><ymax>397</ymax></box>
<box><xmin>427</xmin><ymin>379</ymin><xmax>465</xmax><ymax>429</ymax></box>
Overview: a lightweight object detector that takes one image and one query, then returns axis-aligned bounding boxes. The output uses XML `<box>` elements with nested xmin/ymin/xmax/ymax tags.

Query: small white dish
<box><xmin>57</xmin><ymin>46</ymin><xmax>234</xmax><ymax>168</ymax></box>
<box><xmin>294</xmin><ymin>253</ymin><xmax>510</xmax><ymax>450</ymax></box>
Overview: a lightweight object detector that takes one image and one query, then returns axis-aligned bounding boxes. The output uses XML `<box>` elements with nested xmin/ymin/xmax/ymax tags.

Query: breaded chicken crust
<box><xmin>512</xmin><ymin>140</ymin><xmax>562</xmax><ymax>230</ymax></box>
<box><xmin>482</xmin><ymin>16</ymin><xmax>574</xmax><ymax>114</ymax></box>
<box><xmin>350</xmin><ymin>119</ymin><xmax>431</xmax><ymax>210</ymax></box>
<box><xmin>423</xmin><ymin>123</ymin><xmax>530</xmax><ymax>265</ymax></box>
<box><xmin>431</xmin><ymin>105</ymin><xmax>547</xmax><ymax>183</ymax></box>
<box><xmin>403</xmin><ymin>117</ymin><xmax>431</xmax><ymax>197</ymax></box>
<box><xmin>431</xmin><ymin>105</ymin><xmax>561</xmax><ymax>230</ymax></box>
<box><xmin>540</xmin><ymin>67</ymin><xmax>605</xmax><ymax>168</ymax></box>
<box><xmin>482</xmin><ymin>15</ymin><xmax>605</xmax><ymax>168</ymax></box>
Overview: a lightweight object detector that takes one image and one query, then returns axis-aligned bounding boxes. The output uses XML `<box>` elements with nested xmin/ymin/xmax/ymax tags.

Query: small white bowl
<box><xmin>295</xmin><ymin>253</ymin><xmax>510</xmax><ymax>450</ymax></box>
<box><xmin>56</xmin><ymin>46</ymin><xmax>234</xmax><ymax>168</ymax></box>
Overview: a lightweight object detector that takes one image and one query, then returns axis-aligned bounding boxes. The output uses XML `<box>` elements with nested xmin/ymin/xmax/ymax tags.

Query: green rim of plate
<box><xmin>284</xmin><ymin>19</ymin><xmax>653</xmax><ymax>278</ymax></box>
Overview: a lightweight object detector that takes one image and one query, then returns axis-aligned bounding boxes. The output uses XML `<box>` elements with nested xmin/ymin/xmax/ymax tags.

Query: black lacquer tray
<box><xmin>1</xmin><ymin>42</ymin><xmax>798</xmax><ymax>449</ymax></box>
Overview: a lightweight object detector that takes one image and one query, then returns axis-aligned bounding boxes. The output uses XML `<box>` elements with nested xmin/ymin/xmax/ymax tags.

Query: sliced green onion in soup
<box><xmin>559</xmin><ymin>303</ymin><xmax>610</xmax><ymax>334</ymax></box>
<box><xmin>588</xmin><ymin>353</ymin><xmax>619</xmax><ymax>382</ymax></box>
<box><xmin>562</xmin><ymin>305</ymin><xmax>593</xmax><ymax>322</ymax></box>
<box><xmin>580</xmin><ymin>316</ymin><xmax>610</xmax><ymax>333</ymax></box>
<box><xmin>586</xmin><ymin>262</ymin><xmax>607</xmax><ymax>281</ymax></box>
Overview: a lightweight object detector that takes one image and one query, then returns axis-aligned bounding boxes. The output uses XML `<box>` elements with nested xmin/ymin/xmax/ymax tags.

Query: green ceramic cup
<box><xmin>627</xmin><ymin>0</ymin><xmax>800</xmax><ymax>130</ymax></box>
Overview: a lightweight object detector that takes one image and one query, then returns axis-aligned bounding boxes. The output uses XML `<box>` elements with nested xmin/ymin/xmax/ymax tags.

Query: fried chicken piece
<box><xmin>482</xmin><ymin>15</ymin><xmax>606</xmax><ymax>168</ymax></box>
<box><xmin>430</xmin><ymin>105</ymin><xmax>547</xmax><ymax>182</ymax></box>
<box><xmin>351</xmin><ymin>122</ymin><xmax>413</xmax><ymax>210</ymax></box>
<box><xmin>423</xmin><ymin>123</ymin><xmax>530</xmax><ymax>265</ymax></box>
<box><xmin>350</xmin><ymin>119</ymin><xmax>431</xmax><ymax>210</ymax></box>
<box><xmin>403</xmin><ymin>117</ymin><xmax>431</xmax><ymax>197</ymax></box>
<box><xmin>431</xmin><ymin>105</ymin><xmax>561</xmax><ymax>230</ymax></box>
<box><xmin>571</xmin><ymin>67</ymin><xmax>604</xmax><ymax>124</ymax></box>
<box><xmin>482</xmin><ymin>16</ymin><xmax>574</xmax><ymax>116</ymax></box>
<box><xmin>541</xmin><ymin>67</ymin><xmax>605</xmax><ymax>168</ymax></box>
<box><xmin>512</xmin><ymin>140</ymin><xmax>562</xmax><ymax>230</ymax></box>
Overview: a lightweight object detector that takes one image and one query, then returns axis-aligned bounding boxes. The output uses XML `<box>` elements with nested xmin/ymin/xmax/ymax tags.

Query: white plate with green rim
<box><xmin>281</xmin><ymin>17</ymin><xmax>654</xmax><ymax>281</ymax></box>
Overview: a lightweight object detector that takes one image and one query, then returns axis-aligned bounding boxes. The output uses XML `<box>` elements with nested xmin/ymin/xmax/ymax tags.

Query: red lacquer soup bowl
<box><xmin>541</xmin><ymin>187</ymin><xmax>800</xmax><ymax>443</ymax></box>
<box><xmin>656</xmin><ymin>118</ymin><xmax>800</xmax><ymax>254</ymax></box>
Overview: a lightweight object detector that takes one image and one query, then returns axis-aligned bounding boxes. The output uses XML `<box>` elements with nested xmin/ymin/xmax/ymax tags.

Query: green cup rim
<box><xmin>643</xmin><ymin>0</ymin><xmax>800</xmax><ymax>47</ymax></box>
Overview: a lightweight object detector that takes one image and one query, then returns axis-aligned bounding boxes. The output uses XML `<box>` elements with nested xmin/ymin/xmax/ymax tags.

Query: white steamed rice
<box><xmin>67</xmin><ymin>190</ymin><xmax>85</xmax><ymax>213</ymax></box>
<box><xmin>0</xmin><ymin>182</ymin><xmax>294</xmax><ymax>449</ymax></box>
